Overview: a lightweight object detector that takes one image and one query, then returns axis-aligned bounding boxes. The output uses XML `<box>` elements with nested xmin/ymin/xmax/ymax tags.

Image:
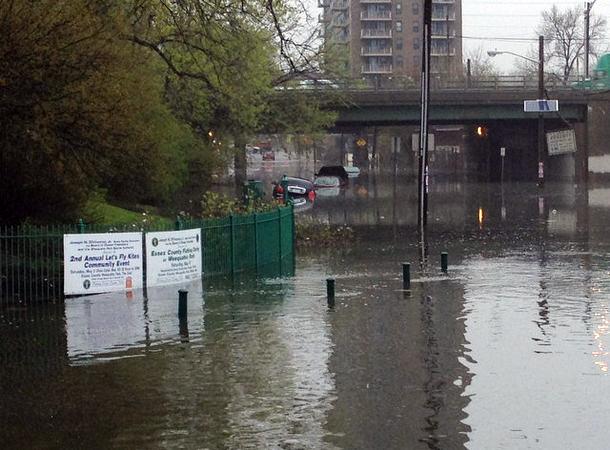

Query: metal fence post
<box><xmin>175</xmin><ymin>216</ymin><xmax>182</xmax><ymax>231</ymax></box>
<box><xmin>254</xmin><ymin>213</ymin><xmax>259</xmax><ymax>273</ymax></box>
<box><xmin>229</xmin><ymin>214</ymin><xmax>236</xmax><ymax>274</ymax></box>
<box><xmin>78</xmin><ymin>219</ymin><xmax>86</xmax><ymax>234</ymax></box>
<box><xmin>277</xmin><ymin>207</ymin><xmax>282</xmax><ymax>267</ymax></box>
<box><xmin>291</xmin><ymin>203</ymin><xmax>296</xmax><ymax>272</ymax></box>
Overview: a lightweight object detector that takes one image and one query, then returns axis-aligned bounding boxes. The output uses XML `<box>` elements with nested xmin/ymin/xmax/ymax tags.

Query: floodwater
<box><xmin>2</xmin><ymin>161</ymin><xmax>610</xmax><ymax>449</ymax></box>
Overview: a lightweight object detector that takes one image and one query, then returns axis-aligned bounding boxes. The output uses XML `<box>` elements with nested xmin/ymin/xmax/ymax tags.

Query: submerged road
<box><xmin>2</xmin><ymin>162</ymin><xmax>610</xmax><ymax>448</ymax></box>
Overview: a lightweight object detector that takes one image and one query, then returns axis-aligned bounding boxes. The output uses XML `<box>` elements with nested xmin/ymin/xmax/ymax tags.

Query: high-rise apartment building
<box><xmin>319</xmin><ymin>0</ymin><xmax>462</xmax><ymax>82</ymax></box>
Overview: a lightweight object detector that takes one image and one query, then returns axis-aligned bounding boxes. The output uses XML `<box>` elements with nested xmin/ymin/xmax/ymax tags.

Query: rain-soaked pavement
<box><xmin>2</xmin><ymin>158</ymin><xmax>610</xmax><ymax>449</ymax></box>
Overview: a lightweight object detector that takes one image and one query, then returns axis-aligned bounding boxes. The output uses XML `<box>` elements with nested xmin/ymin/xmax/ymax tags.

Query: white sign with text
<box><xmin>547</xmin><ymin>129</ymin><xmax>577</xmax><ymax>156</ymax></box>
<box><xmin>63</xmin><ymin>232</ymin><xmax>143</xmax><ymax>295</ymax></box>
<box><xmin>145</xmin><ymin>229</ymin><xmax>202</xmax><ymax>287</ymax></box>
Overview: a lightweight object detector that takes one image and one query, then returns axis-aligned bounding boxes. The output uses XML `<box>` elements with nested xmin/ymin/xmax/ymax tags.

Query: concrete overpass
<box><xmin>332</xmin><ymin>88</ymin><xmax>589</xmax><ymax>125</ymax></box>
<box><xmin>301</xmin><ymin>87</ymin><xmax>610</xmax><ymax>183</ymax></box>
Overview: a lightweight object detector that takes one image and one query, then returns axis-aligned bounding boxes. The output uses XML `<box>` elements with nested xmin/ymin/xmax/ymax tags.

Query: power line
<box><xmin>458</xmin><ymin>34</ymin><xmax>609</xmax><ymax>42</ymax></box>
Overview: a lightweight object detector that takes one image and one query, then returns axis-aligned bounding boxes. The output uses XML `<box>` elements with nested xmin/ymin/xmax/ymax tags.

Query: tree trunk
<box><xmin>234</xmin><ymin>134</ymin><xmax>247</xmax><ymax>194</ymax></box>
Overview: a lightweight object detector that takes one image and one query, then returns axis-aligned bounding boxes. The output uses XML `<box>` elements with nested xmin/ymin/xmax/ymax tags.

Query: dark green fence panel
<box><xmin>0</xmin><ymin>206</ymin><xmax>294</xmax><ymax>306</ymax></box>
<box><xmin>233</xmin><ymin>214</ymin><xmax>256</xmax><ymax>273</ymax></box>
<box><xmin>256</xmin><ymin>209</ymin><xmax>281</xmax><ymax>269</ymax></box>
<box><xmin>201</xmin><ymin>216</ymin><xmax>232</xmax><ymax>276</ymax></box>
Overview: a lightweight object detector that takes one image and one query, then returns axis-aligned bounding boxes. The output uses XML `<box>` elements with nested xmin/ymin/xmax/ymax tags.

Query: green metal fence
<box><xmin>0</xmin><ymin>205</ymin><xmax>295</xmax><ymax>306</ymax></box>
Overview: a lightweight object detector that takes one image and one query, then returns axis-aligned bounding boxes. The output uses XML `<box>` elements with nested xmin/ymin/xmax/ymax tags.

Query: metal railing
<box><xmin>361</xmin><ymin>64</ymin><xmax>393</xmax><ymax>73</ymax></box>
<box><xmin>361</xmin><ymin>28</ymin><xmax>392</xmax><ymax>38</ymax></box>
<box><xmin>331</xmin><ymin>0</ymin><xmax>349</xmax><ymax>9</ymax></box>
<box><xmin>361</xmin><ymin>11</ymin><xmax>391</xmax><ymax>20</ymax></box>
<box><xmin>361</xmin><ymin>47</ymin><xmax>393</xmax><ymax>55</ymax></box>
<box><xmin>0</xmin><ymin>206</ymin><xmax>295</xmax><ymax>306</ymax></box>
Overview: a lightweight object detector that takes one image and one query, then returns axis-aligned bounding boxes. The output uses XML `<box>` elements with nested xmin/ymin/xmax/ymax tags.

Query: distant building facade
<box><xmin>320</xmin><ymin>0</ymin><xmax>462</xmax><ymax>83</ymax></box>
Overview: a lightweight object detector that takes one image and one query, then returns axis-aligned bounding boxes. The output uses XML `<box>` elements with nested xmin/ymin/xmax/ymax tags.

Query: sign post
<box><xmin>500</xmin><ymin>147</ymin><xmax>506</xmax><ymax>182</ymax></box>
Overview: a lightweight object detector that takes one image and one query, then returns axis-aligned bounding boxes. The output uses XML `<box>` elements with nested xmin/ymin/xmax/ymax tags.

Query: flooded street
<box><xmin>2</xmin><ymin>165</ymin><xmax>610</xmax><ymax>448</ymax></box>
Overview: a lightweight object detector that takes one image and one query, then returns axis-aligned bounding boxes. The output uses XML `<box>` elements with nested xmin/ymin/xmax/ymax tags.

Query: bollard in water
<box><xmin>178</xmin><ymin>289</ymin><xmax>188</xmax><ymax>319</ymax></box>
<box><xmin>441</xmin><ymin>252</ymin><xmax>448</xmax><ymax>273</ymax></box>
<box><xmin>326</xmin><ymin>278</ymin><xmax>335</xmax><ymax>308</ymax></box>
<box><xmin>402</xmin><ymin>263</ymin><xmax>411</xmax><ymax>290</ymax></box>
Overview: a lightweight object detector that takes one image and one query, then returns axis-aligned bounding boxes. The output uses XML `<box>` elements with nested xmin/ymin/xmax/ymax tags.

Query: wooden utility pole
<box><xmin>585</xmin><ymin>2</ymin><xmax>592</xmax><ymax>78</ymax></box>
<box><xmin>446</xmin><ymin>13</ymin><xmax>450</xmax><ymax>84</ymax></box>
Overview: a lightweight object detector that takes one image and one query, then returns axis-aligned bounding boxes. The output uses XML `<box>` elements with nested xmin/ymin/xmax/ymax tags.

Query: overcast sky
<box><xmin>462</xmin><ymin>0</ymin><xmax>610</xmax><ymax>73</ymax></box>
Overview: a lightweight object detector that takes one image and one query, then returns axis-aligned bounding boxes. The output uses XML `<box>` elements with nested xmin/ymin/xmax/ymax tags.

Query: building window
<box><xmin>412</xmin><ymin>2</ymin><xmax>419</xmax><ymax>14</ymax></box>
<box><xmin>413</xmin><ymin>21</ymin><xmax>419</xmax><ymax>33</ymax></box>
<box><xmin>395</xmin><ymin>55</ymin><xmax>404</xmax><ymax>68</ymax></box>
<box><xmin>395</xmin><ymin>38</ymin><xmax>403</xmax><ymax>50</ymax></box>
<box><xmin>396</xmin><ymin>3</ymin><xmax>402</xmax><ymax>15</ymax></box>
<box><xmin>413</xmin><ymin>37</ymin><xmax>420</xmax><ymax>50</ymax></box>
<box><xmin>396</xmin><ymin>20</ymin><xmax>402</xmax><ymax>32</ymax></box>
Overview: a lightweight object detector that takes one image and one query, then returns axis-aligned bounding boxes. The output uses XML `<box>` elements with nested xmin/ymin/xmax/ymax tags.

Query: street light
<box><xmin>486</xmin><ymin>50</ymin><xmax>537</xmax><ymax>65</ymax></box>
<box><xmin>487</xmin><ymin>36</ymin><xmax>545</xmax><ymax>187</ymax></box>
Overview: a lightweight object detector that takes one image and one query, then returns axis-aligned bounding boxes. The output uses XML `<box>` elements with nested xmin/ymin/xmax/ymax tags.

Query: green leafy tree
<box><xmin>0</xmin><ymin>1</ymin><xmax>202</xmax><ymax>222</ymax></box>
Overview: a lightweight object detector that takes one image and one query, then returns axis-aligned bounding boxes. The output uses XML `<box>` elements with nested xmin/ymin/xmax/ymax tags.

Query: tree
<box><xmin>0</xmin><ymin>0</ymin><xmax>341</xmax><ymax>223</ymax></box>
<box><xmin>537</xmin><ymin>4</ymin><xmax>607</xmax><ymax>81</ymax></box>
<box><xmin>127</xmin><ymin>0</ymin><xmax>342</xmax><ymax>189</ymax></box>
<box><xmin>0</xmin><ymin>1</ymin><xmax>199</xmax><ymax>222</ymax></box>
<box><xmin>464</xmin><ymin>46</ymin><xmax>499</xmax><ymax>79</ymax></box>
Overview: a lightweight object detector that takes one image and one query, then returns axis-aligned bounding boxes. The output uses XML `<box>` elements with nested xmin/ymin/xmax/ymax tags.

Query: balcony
<box><xmin>361</xmin><ymin>28</ymin><xmax>392</xmax><ymax>38</ymax></box>
<box><xmin>361</xmin><ymin>64</ymin><xmax>393</xmax><ymax>74</ymax></box>
<box><xmin>431</xmin><ymin>31</ymin><xmax>457</xmax><ymax>38</ymax></box>
<box><xmin>331</xmin><ymin>0</ymin><xmax>349</xmax><ymax>10</ymax></box>
<box><xmin>432</xmin><ymin>13</ymin><xmax>455</xmax><ymax>20</ymax></box>
<box><xmin>361</xmin><ymin>47</ymin><xmax>393</xmax><ymax>56</ymax></box>
<box><xmin>331</xmin><ymin>15</ymin><xmax>349</xmax><ymax>27</ymax></box>
<box><xmin>361</xmin><ymin>11</ymin><xmax>392</xmax><ymax>20</ymax></box>
<box><xmin>431</xmin><ymin>49</ymin><xmax>456</xmax><ymax>57</ymax></box>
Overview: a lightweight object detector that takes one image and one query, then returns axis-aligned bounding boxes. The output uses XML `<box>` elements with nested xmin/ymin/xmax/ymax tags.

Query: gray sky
<box><xmin>463</xmin><ymin>0</ymin><xmax>610</xmax><ymax>73</ymax></box>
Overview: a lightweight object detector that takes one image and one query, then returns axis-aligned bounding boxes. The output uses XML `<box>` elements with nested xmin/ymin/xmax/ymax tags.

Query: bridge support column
<box><xmin>574</xmin><ymin>113</ymin><xmax>589</xmax><ymax>185</ymax></box>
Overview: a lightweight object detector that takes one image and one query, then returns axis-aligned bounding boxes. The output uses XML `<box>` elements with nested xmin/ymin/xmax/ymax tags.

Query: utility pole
<box><xmin>418</xmin><ymin>0</ymin><xmax>432</xmax><ymax>231</ymax></box>
<box><xmin>585</xmin><ymin>2</ymin><xmax>592</xmax><ymax>79</ymax></box>
<box><xmin>446</xmin><ymin>13</ymin><xmax>450</xmax><ymax>85</ymax></box>
<box><xmin>537</xmin><ymin>35</ymin><xmax>545</xmax><ymax>188</ymax></box>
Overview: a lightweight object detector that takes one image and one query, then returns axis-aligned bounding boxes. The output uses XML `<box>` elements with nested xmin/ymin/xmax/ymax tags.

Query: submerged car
<box><xmin>316</xmin><ymin>166</ymin><xmax>349</xmax><ymax>185</ymax></box>
<box><xmin>314</xmin><ymin>175</ymin><xmax>341</xmax><ymax>188</ymax></box>
<box><xmin>273</xmin><ymin>176</ymin><xmax>316</xmax><ymax>201</ymax></box>
<box><xmin>262</xmin><ymin>150</ymin><xmax>275</xmax><ymax>161</ymax></box>
<box><xmin>344</xmin><ymin>166</ymin><xmax>360</xmax><ymax>178</ymax></box>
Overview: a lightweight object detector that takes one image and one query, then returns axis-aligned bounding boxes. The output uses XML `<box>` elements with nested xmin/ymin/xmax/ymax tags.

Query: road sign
<box><xmin>524</xmin><ymin>99</ymin><xmax>559</xmax><ymax>112</ymax></box>
<box><xmin>546</xmin><ymin>129</ymin><xmax>577</xmax><ymax>155</ymax></box>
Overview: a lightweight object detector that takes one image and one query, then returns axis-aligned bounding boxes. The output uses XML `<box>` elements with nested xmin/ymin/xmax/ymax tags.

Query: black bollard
<box><xmin>441</xmin><ymin>252</ymin><xmax>448</xmax><ymax>273</ymax></box>
<box><xmin>326</xmin><ymin>278</ymin><xmax>335</xmax><ymax>308</ymax></box>
<box><xmin>402</xmin><ymin>263</ymin><xmax>411</xmax><ymax>290</ymax></box>
<box><xmin>178</xmin><ymin>289</ymin><xmax>188</xmax><ymax>319</ymax></box>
